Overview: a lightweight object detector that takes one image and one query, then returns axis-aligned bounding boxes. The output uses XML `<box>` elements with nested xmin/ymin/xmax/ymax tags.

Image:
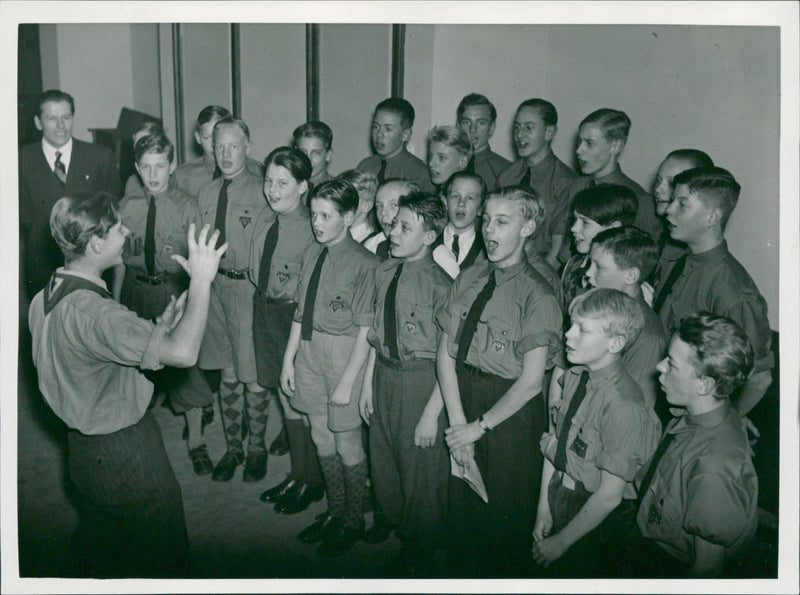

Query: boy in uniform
<box><xmin>29</xmin><ymin>193</ymin><xmax>225</xmax><ymax>576</ymax></box>
<box><xmin>112</xmin><ymin>133</ymin><xmax>216</xmax><ymax>475</ymax></box>
<box><xmin>456</xmin><ymin>93</ymin><xmax>511</xmax><ymax>192</ymax></box>
<box><xmin>360</xmin><ymin>191</ymin><xmax>452</xmax><ymax>576</ymax></box>
<box><xmin>534</xmin><ymin>288</ymin><xmax>660</xmax><ymax>577</ymax></box>
<box><xmin>281</xmin><ymin>179</ymin><xmax>379</xmax><ymax>556</ymax></box>
<box><xmin>357</xmin><ymin>98</ymin><xmax>434</xmax><ymax>193</ymax></box>
<box><xmin>573</xmin><ymin>108</ymin><xmax>660</xmax><ymax>242</ymax></box>
<box><xmin>366</xmin><ymin>178</ymin><xmax>420</xmax><ymax>259</ymax></box>
<box><xmin>431</xmin><ymin>171</ymin><xmax>485</xmax><ymax>279</ymax></box>
<box><xmin>197</xmin><ymin>116</ymin><xmax>273</xmax><ymax>482</ymax></box>
<box><xmin>585</xmin><ymin>226</ymin><xmax>667</xmax><ymax>412</ymax></box>
<box><xmin>653</xmin><ymin>166</ymin><xmax>772</xmax><ymax>416</ymax></box>
<box><xmin>635</xmin><ymin>313</ymin><xmax>758</xmax><ymax>577</ymax></box>
<box><xmin>427</xmin><ymin>125</ymin><xmax>472</xmax><ymax>194</ymax></box>
<box><xmin>497</xmin><ymin>99</ymin><xmax>578</xmax><ymax>267</ymax></box>
<box><xmin>294</xmin><ymin>121</ymin><xmax>335</xmax><ymax>188</ymax></box>
<box><xmin>439</xmin><ymin>186</ymin><xmax>562</xmax><ymax>577</ymax></box>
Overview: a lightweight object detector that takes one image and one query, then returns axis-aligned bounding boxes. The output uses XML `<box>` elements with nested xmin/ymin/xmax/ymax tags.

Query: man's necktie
<box><xmin>553</xmin><ymin>370</ymin><xmax>589</xmax><ymax>472</ymax></box>
<box><xmin>652</xmin><ymin>254</ymin><xmax>687</xmax><ymax>313</ymax></box>
<box><xmin>637</xmin><ymin>431</ymin><xmax>676</xmax><ymax>506</ymax></box>
<box><xmin>519</xmin><ymin>166</ymin><xmax>531</xmax><ymax>190</ymax></box>
<box><xmin>301</xmin><ymin>247</ymin><xmax>328</xmax><ymax>340</ymax></box>
<box><xmin>377</xmin><ymin>159</ymin><xmax>387</xmax><ymax>185</ymax></box>
<box><xmin>384</xmin><ymin>263</ymin><xmax>403</xmax><ymax>359</ymax></box>
<box><xmin>451</xmin><ymin>234</ymin><xmax>460</xmax><ymax>262</ymax></box>
<box><xmin>212</xmin><ymin>166</ymin><xmax>222</xmax><ymax>180</ymax></box>
<box><xmin>144</xmin><ymin>195</ymin><xmax>157</xmax><ymax>276</ymax></box>
<box><xmin>456</xmin><ymin>270</ymin><xmax>497</xmax><ymax>366</ymax></box>
<box><xmin>214</xmin><ymin>178</ymin><xmax>232</xmax><ymax>250</ymax></box>
<box><xmin>464</xmin><ymin>155</ymin><xmax>475</xmax><ymax>175</ymax></box>
<box><xmin>257</xmin><ymin>219</ymin><xmax>280</xmax><ymax>293</ymax></box>
<box><xmin>54</xmin><ymin>151</ymin><xmax>67</xmax><ymax>185</ymax></box>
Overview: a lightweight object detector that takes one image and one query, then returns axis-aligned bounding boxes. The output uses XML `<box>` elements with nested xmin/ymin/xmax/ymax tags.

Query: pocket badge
<box><xmin>163</xmin><ymin>244</ymin><xmax>174</xmax><ymax>255</ymax></box>
<box><xmin>493</xmin><ymin>340</ymin><xmax>506</xmax><ymax>351</ymax></box>
<box><xmin>239</xmin><ymin>216</ymin><xmax>252</xmax><ymax>229</ymax></box>
<box><xmin>329</xmin><ymin>300</ymin><xmax>345</xmax><ymax>312</ymax></box>
<box><xmin>277</xmin><ymin>272</ymin><xmax>289</xmax><ymax>283</ymax></box>
<box><xmin>569</xmin><ymin>435</ymin><xmax>588</xmax><ymax>458</ymax></box>
<box><xmin>405</xmin><ymin>320</ymin><xmax>416</xmax><ymax>332</ymax></box>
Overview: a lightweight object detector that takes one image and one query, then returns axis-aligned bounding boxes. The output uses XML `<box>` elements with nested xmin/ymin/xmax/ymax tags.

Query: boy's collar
<box><xmin>583</xmin><ymin>358</ymin><xmax>622</xmax><ymax>383</ymax></box>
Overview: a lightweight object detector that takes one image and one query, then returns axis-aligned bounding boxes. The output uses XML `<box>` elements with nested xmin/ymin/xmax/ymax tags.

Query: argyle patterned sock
<box><xmin>343</xmin><ymin>459</ymin><xmax>368</xmax><ymax>531</ymax></box>
<box><xmin>219</xmin><ymin>381</ymin><xmax>244</xmax><ymax>453</ymax></box>
<box><xmin>245</xmin><ymin>388</ymin><xmax>269</xmax><ymax>452</ymax></box>
<box><xmin>319</xmin><ymin>454</ymin><xmax>346</xmax><ymax>520</ymax></box>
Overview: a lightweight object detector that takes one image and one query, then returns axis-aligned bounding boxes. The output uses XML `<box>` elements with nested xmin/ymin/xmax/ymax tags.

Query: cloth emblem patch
<box><xmin>405</xmin><ymin>320</ymin><xmax>416</xmax><ymax>332</ymax></box>
<box><xmin>570</xmin><ymin>435</ymin><xmax>588</xmax><ymax>458</ymax></box>
<box><xmin>277</xmin><ymin>272</ymin><xmax>289</xmax><ymax>283</ymax></box>
<box><xmin>329</xmin><ymin>300</ymin><xmax>345</xmax><ymax>312</ymax></box>
<box><xmin>239</xmin><ymin>216</ymin><xmax>252</xmax><ymax>229</ymax></box>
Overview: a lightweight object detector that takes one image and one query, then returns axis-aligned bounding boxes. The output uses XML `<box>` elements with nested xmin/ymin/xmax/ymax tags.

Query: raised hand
<box><xmin>172</xmin><ymin>224</ymin><xmax>227</xmax><ymax>284</ymax></box>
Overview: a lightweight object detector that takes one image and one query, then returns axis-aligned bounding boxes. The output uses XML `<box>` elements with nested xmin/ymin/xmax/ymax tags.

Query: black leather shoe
<box><xmin>242</xmin><ymin>450</ymin><xmax>268</xmax><ymax>482</ymax></box>
<box><xmin>317</xmin><ymin>518</ymin><xmax>364</xmax><ymax>557</ymax></box>
<box><xmin>188</xmin><ymin>444</ymin><xmax>214</xmax><ymax>476</ymax></box>
<box><xmin>298</xmin><ymin>512</ymin><xmax>331</xmax><ymax>544</ymax></box>
<box><xmin>363</xmin><ymin>520</ymin><xmax>393</xmax><ymax>544</ymax></box>
<box><xmin>211</xmin><ymin>449</ymin><xmax>244</xmax><ymax>482</ymax></box>
<box><xmin>260</xmin><ymin>476</ymin><xmax>296</xmax><ymax>503</ymax></box>
<box><xmin>274</xmin><ymin>482</ymin><xmax>325</xmax><ymax>514</ymax></box>
<box><xmin>269</xmin><ymin>427</ymin><xmax>289</xmax><ymax>456</ymax></box>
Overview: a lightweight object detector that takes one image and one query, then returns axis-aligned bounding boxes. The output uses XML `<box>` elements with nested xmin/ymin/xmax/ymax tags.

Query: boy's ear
<box><xmin>193</xmin><ymin>130</ymin><xmax>202</xmax><ymax>145</ymax></box>
<box><xmin>458</xmin><ymin>154</ymin><xmax>469</xmax><ymax>170</ymax></box>
<box><xmin>34</xmin><ymin>115</ymin><xmax>43</xmax><ymax>131</ymax></box>
<box><xmin>545</xmin><ymin>125</ymin><xmax>557</xmax><ymax>142</ymax></box>
<box><xmin>706</xmin><ymin>206</ymin><xmax>724</xmax><ymax>228</ymax></box>
<box><xmin>696</xmin><ymin>375</ymin><xmax>716</xmax><ymax>397</ymax></box>
<box><xmin>520</xmin><ymin>217</ymin><xmax>536</xmax><ymax>239</ymax></box>
<box><xmin>298</xmin><ymin>179</ymin><xmax>309</xmax><ymax>196</ymax></box>
<box><xmin>343</xmin><ymin>210</ymin><xmax>355</xmax><ymax>227</ymax></box>
<box><xmin>609</xmin><ymin>138</ymin><xmax>624</xmax><ymax>157</ymax></box>
<box><xmin>488</xmin><ymin>120</ymin><xmax>497</xmax><ymax>138</ymax></box>
<box><xmin>401</xmin><ymin>127</ymin><xmax>412</xmax><ymax>144</ymax></box>
<box><xmin>422</xmin><ymin>228</ymin><xmax>438</xmax><ymax>246</ymax></box>
<box><xmin>89</xmin><ymin>235</ymin><xmax>103</xmax><ymax>255</ymax></box>
<box><xmin>135</xmin><ymin>162</ymin><xmax>143</xmax><ymax>178</ymax></box>
<box><xmin>245</xmin><ymin>140</ymin><xmax>251</xmax><ymax>156</ymax></box>
<box><xmin>607</xmin><ymin>333</ymin><xmax>626</xmax><ymax>354</ymax></box>
<box><xmin>169</xmin><ymin>160</ymin><xmax>177</xmax><ymax>175</ymax></box>
<box><xmin>325</xmin><ymin>148</ymin><xmax>333</xmax><ymax>164</ymax></box>
<box><xmin>623</xmin><ymin>266</ymin><xmax>641</xmax><ymax>286</ymax></box>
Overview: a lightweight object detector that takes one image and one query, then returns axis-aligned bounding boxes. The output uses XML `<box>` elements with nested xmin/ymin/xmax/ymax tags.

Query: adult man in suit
<box><xmin>19</xmin><ymin>89</ymin><xmax>122</xmax><ymax>298</ymax></box>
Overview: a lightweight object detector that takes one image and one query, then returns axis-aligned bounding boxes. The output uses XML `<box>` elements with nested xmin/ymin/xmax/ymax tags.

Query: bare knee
<box><xmin>334</xmin><ymin>428</ymin><xmax>365</xmax><ymax>466</ymax></box>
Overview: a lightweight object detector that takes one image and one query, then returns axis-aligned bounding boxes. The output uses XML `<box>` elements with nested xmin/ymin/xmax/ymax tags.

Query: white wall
<box><xmin>412</xmin><ymin>24</ymin><xmax>779</xmax><ymax>327</ymax></box>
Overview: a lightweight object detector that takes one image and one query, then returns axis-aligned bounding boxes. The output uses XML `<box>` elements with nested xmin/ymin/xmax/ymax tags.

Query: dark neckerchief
<box><xmin>44</xmin><ymin>272</ymin><xmax>111</xmax><ymax>316</ymax></box>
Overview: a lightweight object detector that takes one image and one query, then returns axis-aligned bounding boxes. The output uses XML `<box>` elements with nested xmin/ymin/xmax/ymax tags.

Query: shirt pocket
<box><xmin>228</xmin><ymin>203</ymin><xmax>259</xmax><ymax>237</ymax></box>
<box><xmin>481</xmin><ymin>315</ymin><xmax>519</xmax><ymax>368</ymax></box>
<box><xmin>569</xmin><ymin>422</ymin><xmax>600</xmax><ymax>463</ymax></box>
<box><xmin>643</xmin><ymin>478</ymin><xmax>683</xmax><ymax>545</ymax></box>
<box><xmin>395</xmin><ymin>296</ymin><xmax>435</xmax><ymax>354</ymax></box>
<box><xmin>272</xmin><ymin>257</ymin><xmax>301</xmax><ymax>290</ymax></box>
<box><xmin>321</xmin><ymin>282</ymin><xmax>353</xmax><ymax>325</ymax></box>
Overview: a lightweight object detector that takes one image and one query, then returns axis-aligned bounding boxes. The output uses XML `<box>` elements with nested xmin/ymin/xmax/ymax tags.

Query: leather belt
<box><xmin>134</xmin><ymin>273</ymin><xmax>175</xmax><ymax>286</ymax></box>
<box><xmin>217</xmin><ymin>268</ymin><xmax>247</xmax><ymax>280</ymax></box>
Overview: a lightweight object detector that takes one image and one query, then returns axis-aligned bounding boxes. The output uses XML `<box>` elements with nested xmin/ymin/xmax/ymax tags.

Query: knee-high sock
<box><xmin>319</xmin><ymin>454</ymin><xmax>346</xmax><ymax>520</ymax></box>
<box><xmin>219</xmin><ymin>382</ymin><xmax>244</xmax><ymax>452</ymax></box>
<box><xmin>284</xmin><ymin>417</ymin><xmax>305</xmax><ymax>481</ymax></box>
<box><xmin>245</xmin><ymin>388</ymin><xmax>269</xmax><ymax>452</ymax></box>
<box><xmin>343</xmin><ymin>459</ymin><xmax>368</xmax><ymax>530</ymax></box>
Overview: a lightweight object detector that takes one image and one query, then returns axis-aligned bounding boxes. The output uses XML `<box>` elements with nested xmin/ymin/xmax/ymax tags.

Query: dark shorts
<box><xmin>253</xmin><ymin>293</ymin><xmax>296</xmax><ymax>389</ymax></box>
<box><xmin>120</xmin><ymin>267</ymin><xmax>187</xmax><ymax>321</ymax></box>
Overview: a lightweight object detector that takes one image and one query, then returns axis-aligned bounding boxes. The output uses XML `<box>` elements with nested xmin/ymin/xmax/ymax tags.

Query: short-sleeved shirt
<box><xmin>655</xmin><ymin>241</ymin><xmax>773</xmax><ymax>374</ymax></box>
<box><xmin>524</xmin><ymin>239</ymin><xmax>563</xmax><ymax>303</ymax></box>
<box><xmin>636</xmin><ymin>401</ymin><xmax>758</xmax><ymax>563</ymax></box>
<box><xmin>357</xmin><ymin>148</ymin><xmax>434</xmax><ymax>194</ymax></box>
<box><xmin>197</xmin><ymin>167</ymin><xmax>269</xmax><ymax>271</ymax></box>
<box><xmin>249</xmin><ymin>201</ymin><xmax>314</xmax><ymax>300</ymax></box>
<box><xmin>541</xmin><ymin>362</ymin><xmax>661</xmax><ymax>499</ymax></box>
<box><xmin>442</xmin><ymin>256</ymin><xmax>562</xmax><ymax>380</ymax></box>
<box><xmin>28</xmin><ymin>269</ymin><xmax>165</xmax><ymax>435</ymax></box>
<box><xmin>175</xmin><ymin>156</ymin><xmax>264</xmax><ymax>199</ymax></box>
<box><xmin>293</xmin><ymin>234</ymin><xmax>379</xmax><ymax>337</ymax></box>
<box><xmin>593</xmin><ymin>165</ymin><xmax>661</xmax><ymax>241</ymax></box>
<box><xmin>470</xmin><ymin>145</ymin><xmax>511</xmax><ymax>192</ymax></box>
<box><xmin>623</xmin><ymin>297</ymin><xmax>668</xmax><ymax>408</ymax></box>
<box><xmin>367</xmin><ymin>253</ymin><xmax>452</xmax><ymax>361</ymax></box>
<box><xmin>497</xmin><ymin>151</ymin><xmax>578</xmax><ymax>255</ymax></box>
<box><xmin>119</xmin><ymin>184</ymin><xmax>201</xmax><ymax>275</ymax></box>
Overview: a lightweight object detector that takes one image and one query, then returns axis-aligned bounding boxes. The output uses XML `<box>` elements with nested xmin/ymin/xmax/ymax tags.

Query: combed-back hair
<box><xmin>37</xmin><ymin>89</ymin><xmax>75</xmax><ymax>116</ymax></box>
<box><xmin>195</xmin><ymin>105</ymin><xmax>231</xmax><ymax>131</ymax></box>
<box><xmin>517</xmin><ymin>98</ymin><xmax>558</xmax><ymax>127</ymax></box>
<box><xmin>489</xmin><ymin>185</ymin><xmax>546</xmax><ymax>230</ymax></box>
<box><xmin>132</xmin><ymin>121</ymin><xmax>163</xmax><ymax>144</ymax></box>
<box><xmin>134</xmin><ymin>133</ymin><xmax>175</xmax><ymax>164</ymax></box>
<box><xmin>293</xmin><ymin>121</ymin><xmax>333</xmax><ymax>151</ymax></box>
<box><xmin>429</xmin><ymin>125</ymin><xmax>473</xmax><ymax>159</ymax></box>
<box><xmin>456</xmin><ymin>93</ymin><xmax>497</xmax><ymax>122</ymax></box>
<box><xmin>50</xmin><ymin>192</ymin><xmax>120</xmax><ymax>262</ymax></box>
<box><xmin>443</xmin><ymin>171</ymin><xmax>487</xmax><ymax>205</ymax></box>
<box><xmin>212</xmin><ymin>116</ymin><xmax>251</xmax><ymax>142</ymax></box>
<box><xmin>666</xmin><ymin>148</ymin><xmax>714</xmax><ymax>169</ymax></box>
<box><xmin>677</xmin><ymin>312</ymin><xmax>754</xmax><ymax>397</ymax></box>
<box><xmin>399</xmin><ymin>190</ymin><xmax>447</xmax><ymax>234</ymax></box>
<box><xmin>310</xmin><ymin>178</ymin><xmax>359</xmax><ymax>215</ymax></box>
<box><xmin>572</xmin><ymin>184</ymin><xmax>638</xmax><ymax>226</ymax></box>
<box><xmin>375</xmin><ymin>97</ymin><xmax>415</xmax><ymax>128</ymax></box>
<box><xmin>569</xmin><ymin>287</ymin><xmax>645</xmax><ymax>349</ymax></box>
<box><xmin>591</xmin><ymin>226</ymin><xmax>657</xmax><ymax>280</ymax></box>
<box><xmin>673</xmin><ymin>166</ymin><xmax>741</xmax><ymax>229</ymax></box>
<box><xmin>379</xmin><ymin>177</ymin><xmax>421</xmax><ymax>197</ymax></box>
<box><xmin>338</xmin><ymin>169</ymin><xmax>378</xmax><ymax>199</ymax></box>
<box><xmin>580</xmin><ymin>108</ymin><xmax>631</xmax><ymax>143</ymax></box>
<box><xmin>264</xmin><ymin>146</ymin><xmax>312</xmax><ymax>184</ymax></box>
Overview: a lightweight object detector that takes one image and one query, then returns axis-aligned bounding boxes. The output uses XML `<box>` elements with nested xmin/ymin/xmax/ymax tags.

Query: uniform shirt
<box><xmin>470</xmin><ymin>145</ymin><xmax>511</xmax><ymax>192</ymax></box>
<box><xmin>124</xmin><ymin>173</ymin><xmax>146</xmax><ymax>200</ymax></box>
<box><xmin>623</xmin><ymin>297</ymin><xmax>668</xmax><ymax>409</ymax></box>
<box><xmin>197</xmin><ymin>167</ymin><xmax>269</xmax><ymax>271</ymax></box>
<box><xmin>249</xmin><ymin>201</ymin><xmax>314</xmax><ymax>300</ymax></box>
<box><xmin>593</xmin><ymin>164</ymin><xmax>661</xmax><ymax>241</ymax></box>
<box><xmin>541</xmin><ymin>362</ymin><xmax>661</xmax><ymax>500</ymax></box>
<box><xmin>293</xmin><ymin>234</ymin><xmax>379</xmax><ymax>337</ymax></box>
<box><xmin>28</xmin><ymin>269</ymin><xmax>165</xmax><ymax>435</ymax></box>
<box><xmin>442</xmin><ymin>256</ymin><xmax>562</xmax><ymax>380</ymax></box>
<box><xmin>119</xmin><ymin>183</ymin><xmax>201</xmax><ymax>275</ymax></box>
<box><xmin>636</xmin><ymin>401</ymin><xmax>758</xmax><ymax>563</ymax></box>
<box><xmin>655</xmin><ymin>241</ymin><xmax>773</xmax><ymax>374</ymax></box>
<box><xmin>310</xmin><ymin>169</ymin><xmax>334</xmax><ymax>189</ymax></box>
<box><xmin>175</xmin><ymin>156</ymin><xmax>264</xmax><ymax>199</ymax></box>
<box><xmin>357</xmin><ymin>148</ymin><xmax>435</xmax><ymax>194</ymax></box>
<box><xmin>367</xmin><ymin>253</ymin><xmax>452</xmax><ymax>361</ymax></box>
<box><xmin>524</xmin><ymin>239</ymin><xmax>563</xmax><ymax>304</ymax></box>
<box><xmin>497</xmin><ymin>151</ymin><xmax>578</xmax><ymax>256</ymax></box>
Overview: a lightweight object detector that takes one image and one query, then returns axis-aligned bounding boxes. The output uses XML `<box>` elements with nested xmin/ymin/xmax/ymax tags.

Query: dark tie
<box><xmin>214</xmin><ymin>178</ymin><xmax>232</xmax><ymax>250</ymax></box>
<box><xmin>451</xmin><ymin>234</ymin><xmax>460</xmax><ymax>262</ymax></box>
<box><xmin>144</xmin><ymin>195</ymin><xmax>157</xmax><ymax>276</ymax></box>
<box><xmin>456</xmin><ymin>270</ymin><xmax>496</xmax><ymax>366</ymax></box>
<box><xmin>652</xmin><ymin>254</ymin><xmax>687</xmax><ymax>313</ymax></box>
<box><xmin>257</xmin><ymin>219</ymin><xmax>280</xmax><ymax>293</ymax></box>
<box><xmin>212</xmin><ymin>166</ymin><xmax>222</xmax><ymax>180</ymax></box>
<box><xmin>376</xmin><ymin>158</ymin><xmax>387</xmax><ymax>185</ymax></box>
<box><xmin>54</xmin><ymin>151</ymin><xmax>67</xmax><ymax>185</ymax></box>
<box><xmin>464</xmin><ymin>155</ymin><xmax>475</xmax><ymax>175</ymax></box>
<box><xmin>384</xmin><ymin>263</ymin><xmax>403</xmax><ymax>359</ymax></box>
<box><xmin>637</xmin><ymin>431</ymin><xmax>677</xmax><ymax>507</ymax></box>
<box><xmin>553</xmin><ymin>370</ymin><xmax>589</xmax><ymax>472</ymax></box>
<box><xmin>301</xmin><ymin>247</ymin><xmax>328</xmax><ymax>341</ymax></box>
<box><xmin>519</xmin><ymin>166</ymin><xmax>531</xmax><ymax>189</ymax></box>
